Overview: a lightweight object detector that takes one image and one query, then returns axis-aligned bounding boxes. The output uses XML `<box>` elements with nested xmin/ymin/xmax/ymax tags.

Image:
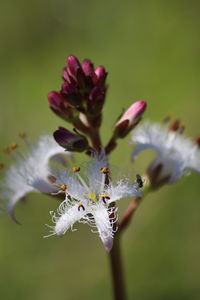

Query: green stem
<box><xmin>108</xmin><ymin>234</ymin><xmax>127</xmax><ymax>300</ymax></box>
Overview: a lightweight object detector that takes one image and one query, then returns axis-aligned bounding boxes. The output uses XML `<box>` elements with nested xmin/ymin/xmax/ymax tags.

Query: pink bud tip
<box><xmin>118</xmin><ymin>101</ymin><xmax>147</xmax><ymax>125</ymax></box>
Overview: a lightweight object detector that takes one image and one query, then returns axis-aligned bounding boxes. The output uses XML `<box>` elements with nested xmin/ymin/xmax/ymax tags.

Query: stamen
<box><xmin>0</xmin><ymin>163</ymin><xmax>5</xmax><ymax>170</ymax></box>
<box><xmin>3</xmin><ymin>147</ymin><xmax>11</xmax><ymax>154</ymax></box>
<box><xmin>170</xmin><ymin>120</ymin><xmax>181</xmax><ymax>132</ymax></box>
<box><xmin>10</xmin><ymin>143</ymin><xmax>18</xmax><ymax>150</ymax></box>
<box><xmin>135</xmin><ymin>174</ymin><xmax>144</xmax><ymax>188</ymax></box>
<box><xmin>178</xmin><ymin>124</ymin><xmax>185</xmax><ymax>134</ymax></box>
<box><xmin>78</xmin><ymin>203</ymin><xmax>85</xmax><ymax>211</ymax></box>
<box><xmin>19</xmin><ymin>132</ymin><xmax>26</xmax><ymax>139</ymax></box>
<box><xmin>101</xmin><ymin>194</ymin><xmax>110</xmax><ymax>204</ymax></box>
<box><xmin>72</xmin><ymin>166</ymin><xmax>80</xmax><ymax>173</ymax></box>
<box><xmin>88</xmin><ymin>193</ymin><xmax>97</xmax><ymax>201</ymax></box>
<box><xmin>163</xmin><ymin>114</ymin><xmax>172</xmax><ymax>124</ymax></box>
<box><xmin>195</xmin><ymin>135</ymin><xmax>200</xmax><ymax>148</ymax></box>
<box><xmin>100</xmin><ymin>167</ymin><xmax>109</xmax><ymax>174</ymax></box>
<box><xmin>48</xmin><ymin>175</ymin><xmax>57</xmax><ymax>183</ymax></box>
<box><xmin>59</xmin><ymin>184</ymin><xmax>68</xmax><ymax>191</ymax></box>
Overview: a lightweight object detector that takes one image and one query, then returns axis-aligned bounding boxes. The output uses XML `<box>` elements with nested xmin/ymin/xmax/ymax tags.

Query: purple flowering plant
<box><xmin>1</xmin><ymin>55</ymin><xmax>200</xmax><ymax>300</ymax></box>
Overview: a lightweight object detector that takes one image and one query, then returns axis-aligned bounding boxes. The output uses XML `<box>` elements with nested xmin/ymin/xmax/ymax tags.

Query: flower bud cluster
<box><xmin>48</xmin><ymin>55</ymin><xmax>107</xmax><ymax>128</ymax></box>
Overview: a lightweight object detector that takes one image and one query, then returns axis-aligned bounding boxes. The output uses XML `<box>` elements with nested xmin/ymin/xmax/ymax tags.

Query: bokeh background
<box><xmin>0</xmin><ymin>0</ymin><xmax>200</xmax><ymax>299</ymax></box>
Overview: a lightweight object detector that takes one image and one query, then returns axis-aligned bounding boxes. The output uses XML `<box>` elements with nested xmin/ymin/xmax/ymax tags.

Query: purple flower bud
<box><xmin>67</xmin><ymin>56</ymin><xmax>82</xmax><ymax>78</ymax></box>
<box><xmin>81</xmin><ymin>59</ymin><xmax>94</xmax><ymax>77</ymax></box>
<box><xmin>53</xmin><ymin>127</ymin><xmax>89</xmax><ymax>152</ymax></box>
<box><xmin>48</xmin><ymin>91</ymin><xmax>65</xmax><ymax>110</ymax></box>
<box><xmin>61</xmin><ymin>82</ymin><xmax>82</xmax><ymax>106</ymax></box>
<box><xmin>114</xmin><ymin>101</ymin><xmax>147</xmax><ymax>138</ymax></box>
<box><xmin>88</xmin><ymin>87</ymin><xmax>105</xmax><ymax>114</ymax></box>
<box><xmin>48</xmin><ymin>91</ymin><xmax>75</xmax><ymax>122</ymax></box>
<box><xmin>93</xmin><ymin>66</ymin><xmax>107</xmax><ymax>86</ymax></box>
<box><xmin>63</xmin><ymin>67</ymin><xmax>73</xmax><ymax>83</ymax></box>
<box><xmin>67</xmin><ymin>55</ymin><xmax>87</xmax><ymax>89</ymax></box>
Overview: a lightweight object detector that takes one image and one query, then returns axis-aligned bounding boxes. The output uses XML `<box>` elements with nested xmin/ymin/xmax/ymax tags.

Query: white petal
<box><xmin>92</xmin><ymin>205</ymin><xmax>114</xmax><ymax>251</ymax></box>
<box><xmin>131</xmin><ymin>121</ymin><xmax>200</xmax><ymax>183</ymax></box>
<box><xmin>53</xmin><ymin>202</ymin><xmax>86</xmax><ymax>236</ymax></box>
<box><xmin>106</xmin><ymin>181</ymin><xmax>141</xmax><ymax>204</ymax></box>
<box><xmin>56</xmin><ymin>169</ymin><xmax>87</xmax><ymax>201</ymax></box>
<box><xmin>1</xmin><ymin>135</ymin><xmax>71</xmax><ymax>217</ymax></box>
<box><xmin>85</xmin><ymin>150</ymin><xmax>108</xmax><ymax>193</ymax></box>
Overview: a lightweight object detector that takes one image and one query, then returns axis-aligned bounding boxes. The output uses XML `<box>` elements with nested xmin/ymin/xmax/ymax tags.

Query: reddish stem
<box><xmin>108</xmin><ymin>235</ymin><xmax>127</xmax><ymax>300</ymax></box>
<box><xmin>118</xmin><ymin>197</ymin><xmax>142</xmax><ymax>231</ymax></box>
<box><xmin>105</xmin><ymin>137</ymin><xmax>117</xmax><ymax>155</ymax></box>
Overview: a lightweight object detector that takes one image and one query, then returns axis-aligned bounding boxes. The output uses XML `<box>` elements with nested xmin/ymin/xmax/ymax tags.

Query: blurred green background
<box><xmin>0</xmin><ymin>0</ymin><xmax>200</xmax><ymax>299</ymax></box>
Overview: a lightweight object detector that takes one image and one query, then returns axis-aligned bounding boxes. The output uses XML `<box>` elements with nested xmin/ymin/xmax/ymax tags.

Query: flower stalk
<box><xmin>108</xmin><ymin>234</ymin><xmax>127</xmax><ymax>300</ymax></box>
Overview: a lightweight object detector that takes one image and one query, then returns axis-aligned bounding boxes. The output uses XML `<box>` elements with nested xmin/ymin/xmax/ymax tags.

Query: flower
<box><xmin>46</xmin><ymin>152</ymin><xmax>140</xmax><ymax>251</ymax></box>
<box><xmin>131</xmin><ymin>121</ymin><xmax>200</xmax><ymax>188</ymax></box>
<box><xmin>0</xmin><ymin>135</ymin><xmax>72</xmax><ymax>221</ymax></box>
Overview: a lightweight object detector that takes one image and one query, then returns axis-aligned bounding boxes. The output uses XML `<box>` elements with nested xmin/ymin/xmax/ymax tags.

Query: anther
<box><xmin>19</xmin><ymin>132</ymin><xmax>26</xmax><ymax>139</ymax></box>
<box><xmin>0</xmin><ymin>163</ymin><xmax>5</xmax><ymax>170</ymax></box>
<box><xmin>10</xmin><ymin>143</ymin><xmax>18</xmax><ymax>150</ymax></box>
<box><xmin>195</xmin><ymin>135</ymin><xmax>200</xmax><ymax>148</ymax></box>
<box><xmin>3</xmin><ymin>147</ymin><xmax>10</xmax><ymax>154</ymax></box>
<box><xmin>178</xmin><ymin>124</ymin><xmax>185</xmax><ymax>134</ymax></box>
<box><xmin>135</xmin><ymin>174</ymin><xmax>143</xmax><ymax>188</ymax></box>
<box><xmin>59</xmin><ymin>184</ymin><xmax>68</xmax><ymax>191</ymax></box>
<box><xmin>72</xmin><ymin>166</ymin><xmax>80</xmax><ymax>173</ymax></box>
<box><xmin>48</xmin><ymin>175</ymin><xmax>57</xmax><ymax>183</ymax></box>
<box><xmin>163</xmin><ymin>114</ymin><xmax>172</xmax><ymax>124</ymax></box>
<box><xmin>170</xmin><ymin>120</ymin><xmax>181</xmax><ymax>132</ymax></box>
<box><xmin>78</xmin><ymin>203</ymin><xmax>85</xmax><ymax>211</ymax></box>
<box><xmin>100</xmin><ymin>167</ymin><xmax>109</xmax><ymax>174</ymax></box>
<box><xmin>101</xmin><ymin>194</ymin><xmax>110</xmax><ymax>204</ymax></box>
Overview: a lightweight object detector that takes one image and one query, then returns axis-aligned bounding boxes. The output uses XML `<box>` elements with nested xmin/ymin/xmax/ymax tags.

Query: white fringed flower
<box><xmin>1</xmin><ymin>135</ymin><xmax>72</xmax><ymax>220</ymax></box>
<box><xmin>131</xmin><ymin>121</ymin><xmax>200</xmax><ymax>186</ymax></box>
<box><xmin>47</xmin><ymin>152</ymin><xmax>140</xmax><ymax>251</ymax></box>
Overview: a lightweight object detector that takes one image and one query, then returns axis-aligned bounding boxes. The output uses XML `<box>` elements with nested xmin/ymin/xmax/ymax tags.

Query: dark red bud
<box><xmin>93</xmin><ymin>66</ymin><xmax>107</xmax><ymax>86</ymax></box>
<box><xmin>67</xmin><ymin>56</ymin><xmax>82</xmax><ymax>78</ymax></box>
<box><xmin>48</xmin><ymin>91</ymin><xmax>77</xmax><ymax>122</ymax></box>
<box><xmin>82</xmin><ymin>59</ymin><xmax>94</xmax><ymax>77</ymax></box>
<box><xmin>88</xmin><ymin>87</ymin><xmax>105</xmax><ymax>114</ymax></box>
<box><xmin>62</xmin><ymin>67</ymin><xmax>75</xmax><ymax>84</ymax></box>
<box><xmin>48</xmin><ymin>91</ymin><xmax>66</xmax><ymax>110</ymax></box>
<box><xmin>53</xmin><ymin>127</ymin><xmax>89</xmax><ymax>152</ymax></box>
<box><xmin>61</xmin><ymin>82</ymin><xmax>82</xmax><ymax>106</ymax></box>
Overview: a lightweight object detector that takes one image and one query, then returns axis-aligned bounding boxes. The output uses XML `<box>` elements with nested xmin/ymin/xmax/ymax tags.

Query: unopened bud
<box><xmin>82</xmin><ymin>59</ymin><xmax>94</xmax><ymax>77</ymax></box>
<box><xmin>63</xmin><ymin>67</ymin><xmax>75</xmax><ymax>84</ymax></box>
<box><xmin>53</xmin><ymin>127</ymin><xmax>89</xmax><ymax>152</ymax></box>
<box><xmin>88</xmin><ymin>87</ymin><xmax>105</xmax><ymax>114</ymax></box>
<box><xmin>48</xmin><ymin>91</ymin><xmax>76</xmax><ymax>122</ymax></box>
<box><xmin>67</xmin><ymin>56</ymin><xmax>82</xmax><ymax>78</ymax></box>
<box><xmin>67</xmin><ymin>55</ymin><xmax>86</xmax><ymax>89</ymax></box>
<box><xmin>114</xmin><ymin>101</ymin><xmax>147</xmax><ymax>138</ymax></box>
<box><xmin>93</xmin><ymin>66</ymin><xmax>107</xmax><ymax>86</ymax></box>
<box><xmin>61</xmin><ymin>82</ymin><xmax>82</xmax><ymax>106</ymax></box>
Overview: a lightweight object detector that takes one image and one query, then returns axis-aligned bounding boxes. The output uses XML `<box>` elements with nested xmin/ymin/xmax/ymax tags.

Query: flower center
<box><xmin>88</xmin><ymin>193</ymin><xmax>97</xmax><ymax>202</ymax></box>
